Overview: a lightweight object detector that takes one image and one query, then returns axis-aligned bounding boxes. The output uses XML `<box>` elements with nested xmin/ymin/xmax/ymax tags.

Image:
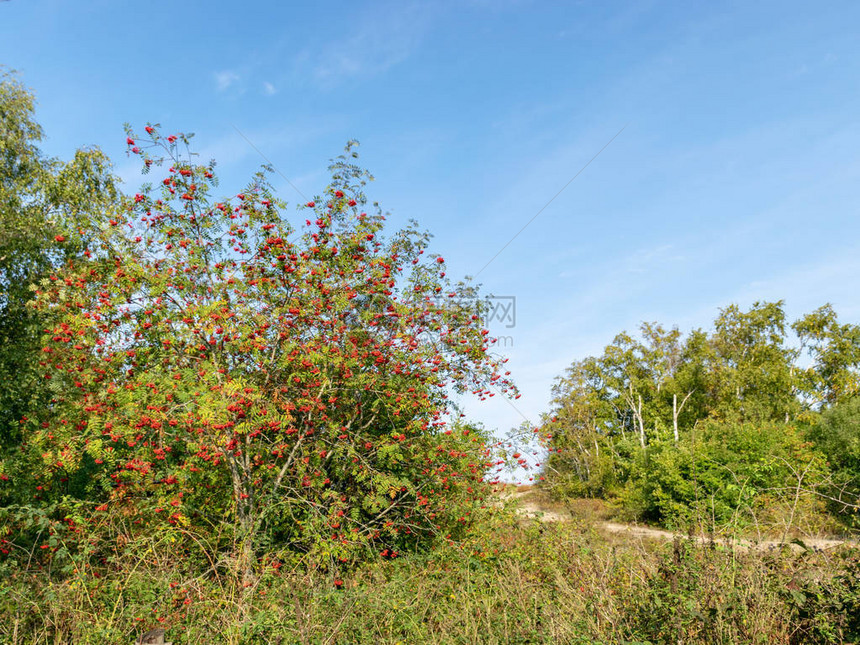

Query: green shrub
<box><xmin>621</xmin><ymin>420</ymin><xmax>830</xmax><ymax>531</ymax></box>
<box><xmin>809</xmin><ymin>397</ymin><xmax>860</xmax><ymax>523</ymax></box>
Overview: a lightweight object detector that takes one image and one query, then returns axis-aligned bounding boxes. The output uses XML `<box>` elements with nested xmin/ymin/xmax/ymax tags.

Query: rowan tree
<box><xmin>21</xmin><ymin>125</ymin><xmax>516</xmax><ymax>574</ymax></box>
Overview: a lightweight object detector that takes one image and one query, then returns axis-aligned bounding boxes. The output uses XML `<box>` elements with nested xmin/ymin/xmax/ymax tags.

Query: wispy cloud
<box><xmin>215</xmin><ymin>70</ymin><xmax>240</xmax><ymax>92</ymax></box>
<box><xmin>263</xmin><ymin>81</ymin><xmax>277</xmax><ymax>96</ymax></box>
<box><xmin>309</xmin><ymin>3</ymin><xmax>432</xmax><ymax>85</ymax></box>
<box><xmin>190</xmin><ymin>117</ymin><xmax>344</xmax><ymax>183</ymax></box>
<box><xmin>624</xmin><ymin>244</ymin><xmax>682</xmax><ymax>274</ymax></box>
<box><xmin>730</xmin><ymin>251</ymin><xmax>860</xmax><ymax>321</ymax></box>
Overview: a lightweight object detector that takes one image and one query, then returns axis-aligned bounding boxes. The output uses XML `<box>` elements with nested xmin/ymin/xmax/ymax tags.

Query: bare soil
<box><xmin>500</xmin><ymin>485</ymin><xmax>856</xmax><ymax>553</ymax></box>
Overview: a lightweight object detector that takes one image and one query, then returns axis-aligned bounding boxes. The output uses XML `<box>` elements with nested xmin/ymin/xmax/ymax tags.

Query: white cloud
<box><xmin>263</xmin><ymin>81</ymin><xmax>277</xmax><ymax>96</ymax></box>
<box><xmin>308</xmin><ymin>3</ymin><xmax>432</xmax><ymax>84</ymax></box>
<box><xmin>215</xmin><ymin>70</ymin><xmax>240</xmax><ymax>92</ymax></box>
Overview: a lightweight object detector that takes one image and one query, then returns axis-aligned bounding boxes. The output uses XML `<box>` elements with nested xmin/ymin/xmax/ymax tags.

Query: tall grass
<box><xmin>3</xmin><ymin>516</ymin><xmax>858</xmax><ymax>644</ymax></box>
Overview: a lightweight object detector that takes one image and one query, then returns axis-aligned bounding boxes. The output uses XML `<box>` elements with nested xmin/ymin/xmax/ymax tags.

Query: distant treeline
<box><xmin>543</xmin><ymin>300</ymin><xmax>860</xmax><ymax>531</ymax></box>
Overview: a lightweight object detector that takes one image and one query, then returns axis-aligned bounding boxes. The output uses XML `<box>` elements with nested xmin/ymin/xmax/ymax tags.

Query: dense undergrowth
<box><xmin>3</xmin><ymin>513</ymin><xmax>859</xmax><ymax>644</ymax></box>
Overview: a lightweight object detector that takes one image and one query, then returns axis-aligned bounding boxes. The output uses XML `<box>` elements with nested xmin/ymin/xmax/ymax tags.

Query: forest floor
<box><xmin>502</xmin><ymin>485</ymin><xmax>857</xmax><ymax>553</ymax></box>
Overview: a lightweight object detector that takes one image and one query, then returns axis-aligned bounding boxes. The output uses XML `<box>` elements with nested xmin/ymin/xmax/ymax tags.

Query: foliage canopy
<box><xmin>1</xmin><ymin>100</ymin><xmax>515</xmax><ymax>575</ymax></box>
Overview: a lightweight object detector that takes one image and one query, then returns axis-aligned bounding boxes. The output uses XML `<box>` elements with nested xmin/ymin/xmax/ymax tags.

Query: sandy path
<box><xmin>598</xmin><ymin>521</ymin><xmax>851</xmax><ymax>552</ymax></box>
<box><xmin>506</xmin><ymin>489</ymin><xmax>856</xmax><ymax>552</ymax></box>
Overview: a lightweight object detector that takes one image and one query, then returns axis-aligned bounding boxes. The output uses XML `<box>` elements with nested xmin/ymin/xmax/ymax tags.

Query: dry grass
<box><xmin>3</xmin><ymin>515</ymin><xmax>859</xmax><ymax>644</ymax></box>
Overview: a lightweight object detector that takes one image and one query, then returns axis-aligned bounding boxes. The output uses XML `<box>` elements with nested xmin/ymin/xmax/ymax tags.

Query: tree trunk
<box><xmin>238</xmin><ymin>528</ymin><xmax>256</xmax><ymax>588</ymax></box>
<box><xmin>673</xmin><ymin>393</ymin><xmax>679</xmax><ymax>445</ymax></box>
<box><xmin>672</xmin><ymin>390</ymin><xmax>694</xmax><ymax>446</ymax></box>
<box><xmin>228</xmin><ymin>454</ymin><xmax>257</xmax><ymax>588</ymax></box>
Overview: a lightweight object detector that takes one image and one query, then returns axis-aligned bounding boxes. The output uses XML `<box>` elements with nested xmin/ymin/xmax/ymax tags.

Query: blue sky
<box><xmin>3</xmin><ymin>1</ymin><xmax>860</xmax><ymax>452</ymax></box>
